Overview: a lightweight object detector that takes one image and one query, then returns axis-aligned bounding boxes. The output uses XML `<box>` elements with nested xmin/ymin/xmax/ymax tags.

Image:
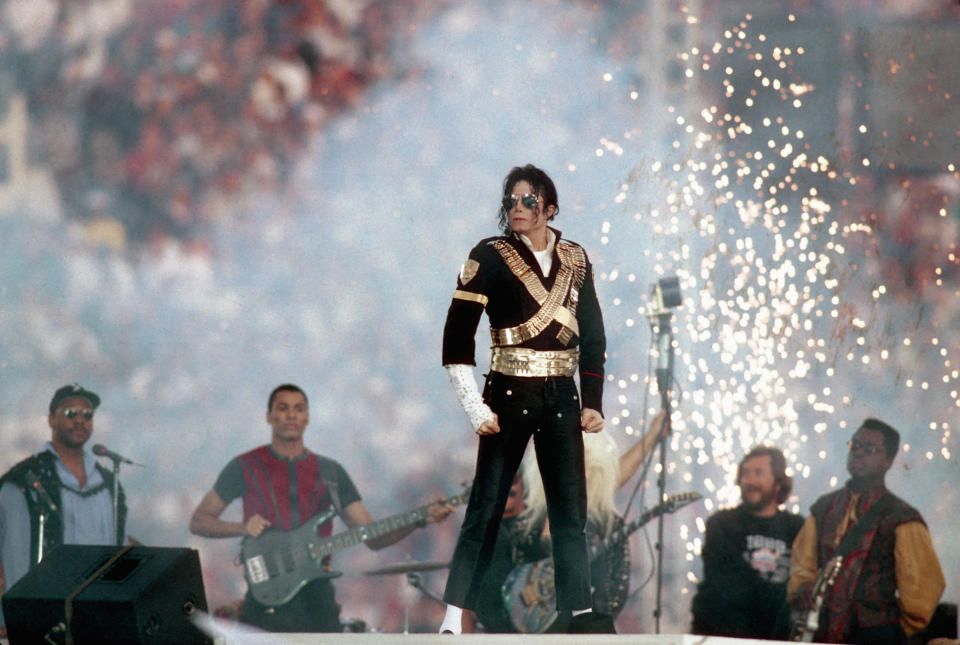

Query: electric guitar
<box><xmin>242</xmin><ymin>485</ymin><xmax>469</xmax><ymax>606</ymax></box>
<box><xmin>790</xmin><ymin>555</ymin><xmax>843</xmax><ymax>642</ymax></box>
<box><xmin>503</xmin><ymin>491</ymin><xmax>702</xmax><ymax>633</ymax></box>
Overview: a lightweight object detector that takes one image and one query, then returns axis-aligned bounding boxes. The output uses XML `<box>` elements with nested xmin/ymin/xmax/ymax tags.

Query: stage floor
<box><xmin>216</xmin><ymin>638</ymin><xmax>784</xmax><ymax>645</ymax></box>
<box><xmin>199</xmin><ymin>628</ymin><xmax>796</xmax><ymax>645</ymax></box>
<box><xmin>10</xmin><ymin>627</ymin><xmax>956</xmax><ymax>644</ymax></box>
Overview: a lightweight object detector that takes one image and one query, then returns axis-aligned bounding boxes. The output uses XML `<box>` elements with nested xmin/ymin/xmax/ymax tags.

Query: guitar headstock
<box><xmin>630</xmin><ymin>491</ymin><xmax>704</xmax><ymax>529</ymax></box>
<box><xmin>661</xmin><ymin>491</ymin><xmax>703</xmax><ymax>512</ymax></box>
<box><xmin>459</xmin><ymin>481</ymin><xmax>472</xmax><ymax>496</ymax></box>
<box><xmin>444</xmin><ymin>481</ymin><xmax>472</xmax><ymax>507</ymax></box>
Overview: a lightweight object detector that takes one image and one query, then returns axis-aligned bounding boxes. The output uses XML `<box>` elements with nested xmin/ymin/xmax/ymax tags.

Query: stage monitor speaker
<box><xmin>2</xmin><ymin>544</ymin><xmax>212</xmax><ymax>644</ymax></box>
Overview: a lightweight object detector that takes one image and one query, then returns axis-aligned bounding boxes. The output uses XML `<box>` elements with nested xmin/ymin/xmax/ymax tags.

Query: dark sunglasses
<box><xmin>847</xmin><ymin>439</ymin><xmax>883</xmax><ymax>456</ymax></box>
<box><xmin>502</xmin><ymin>193</ymin><xmax>539</xmax><ymax>211</ymax></box>
<box><xmin>62</xmin><ymin>408</ymin><xmax>94</xmax><ymax>421</ymax></box>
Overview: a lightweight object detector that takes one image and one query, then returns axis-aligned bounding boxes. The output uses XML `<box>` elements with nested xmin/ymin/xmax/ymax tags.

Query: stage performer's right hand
<box><xmin>790</xmin><ymin>581</ymin><xmax>814</xmax><ymax>611</ymax></box>
<box><xmin>245</xmin><ymin>514</ymin><xmax>271</xmax><ymax>537</ymax></box>
<box><xmin>445</xmin><ymin>364</ymin><xmax>499</xmax><ymax>435</ymax></box>
<box><xmin>476</xmin><ymin>413</ymin><xmax>500</xmax><ymax>436</ymax></box>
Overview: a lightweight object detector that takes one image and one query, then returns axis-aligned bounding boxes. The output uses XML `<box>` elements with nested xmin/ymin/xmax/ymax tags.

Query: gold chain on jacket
<box><xmin>555</xmin><ymin>242</ymin><xmax>587</xmax><ymax>344</ymax></box>
<box><xmin>488</xmin><ymin>239</ymin><xmax>586</xmax><ymax>346</ymax></box>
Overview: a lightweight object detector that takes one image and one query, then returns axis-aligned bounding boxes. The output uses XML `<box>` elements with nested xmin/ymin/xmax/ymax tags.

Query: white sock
<box><xmin>572</xmin><ymin>608</ymin><xmax>592</xmax><ymax>617</ymax></box>
<box><xmin>439</xmin><ymin>604</ymin><xmax>463</xmax><ymax>634</ymax></box>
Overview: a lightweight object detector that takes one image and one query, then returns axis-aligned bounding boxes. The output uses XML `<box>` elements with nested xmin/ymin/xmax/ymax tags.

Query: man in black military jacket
<box><xmin>438</xmin><ymin>164</ymin><xmax>610</xmax><ymax>634</ymax></box>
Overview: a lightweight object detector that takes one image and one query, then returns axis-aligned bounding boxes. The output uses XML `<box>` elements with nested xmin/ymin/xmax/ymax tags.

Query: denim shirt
<box><xmin>0</xmin><ymin>443</ymin><xmax>121</xmax><ymax>626</ymax></box>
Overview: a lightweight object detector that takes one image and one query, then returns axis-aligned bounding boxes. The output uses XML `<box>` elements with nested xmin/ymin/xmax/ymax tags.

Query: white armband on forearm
<box><xmin>445</xmin><ymin>364</ymin><xmax>495</xmax><ymax>432</ymax></box>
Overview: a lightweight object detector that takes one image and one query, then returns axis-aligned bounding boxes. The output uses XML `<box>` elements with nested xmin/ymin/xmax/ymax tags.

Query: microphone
<box><xmin>24</xmin><ymin>469</ymin><xmax>58</xmax><ymax>513</ymax></box>
<box><xmin>647</xmin><ymin>276</ymin><xmax>681</xmax><ymax>398</ymax></box>
<box><xmin>655</xmin><ymin>317</ymin><xmax>673</xmax><ymax>396</ymax></box>
<box><xmin>92</xmin><ymin>444</ymin><xmax>137</xmax><ymax>465</ymax></box>
<box><xmin>656</xmin><ymin>322</ymin><xmax>673</xmax><ymax>370</ymax></box>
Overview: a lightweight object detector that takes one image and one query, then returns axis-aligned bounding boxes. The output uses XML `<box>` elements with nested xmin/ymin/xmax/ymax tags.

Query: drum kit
<box><xmin>211</xmin><ymin>560</ymin><xmax>451</xmax><ymax>634</ymax></box>
<box><xmin>362</xmin><ymin>559</ymin><xmax>450</xmax><ymax>633</ymax></box>
<box><xmin>362</xmin><ymin>560</ymin><xmax>449</xmax><ymax>576</ymax></box>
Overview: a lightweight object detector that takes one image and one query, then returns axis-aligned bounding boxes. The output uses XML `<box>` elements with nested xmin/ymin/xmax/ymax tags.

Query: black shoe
<box><xmin>568</xmin><ymin>611</ymin><xmax>616</xmax><ymax>634</ymax></box>
<box><xmin>545</xmin><ymin>612</ymin><xmax>570</xmax><ymax>634</ymax></box>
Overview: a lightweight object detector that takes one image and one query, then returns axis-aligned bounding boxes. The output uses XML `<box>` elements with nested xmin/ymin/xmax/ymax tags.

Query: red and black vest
<box><xmin>811</xmin><ymin>485</ymin><xmax>923</xmax><ymax>642</ymax></box>
<box><xmin>236</xmin><ymin>446</ymin><xmax>334</xmax><ymax>536</ymax></box>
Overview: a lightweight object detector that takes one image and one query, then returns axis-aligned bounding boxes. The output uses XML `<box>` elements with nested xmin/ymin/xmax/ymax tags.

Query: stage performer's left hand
<box><xmin>426</xmin><ymin>498</ymin><xmax>457</xmax><ymax>524</ymax></box>
<box><xmin>580</xmin><ymin>408</ymin><xmax>604</xmax><ymax>433</ymax></box>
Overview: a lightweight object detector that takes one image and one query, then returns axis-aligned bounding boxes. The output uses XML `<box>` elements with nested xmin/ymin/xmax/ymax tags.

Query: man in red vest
<box><xmin>788</xmin><ymin>418</ymin><xmax>944</xmax><ymax>644</ymax></box>
<box><xmin>190</xmin><ymin>383</ymin><xmax>453</xmax><ymax>632</ymax></box>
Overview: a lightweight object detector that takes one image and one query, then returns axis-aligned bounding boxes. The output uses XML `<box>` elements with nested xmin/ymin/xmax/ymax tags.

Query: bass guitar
<box><xmin>790</xmin><ymin>555</ymin><xmax>843</xmax><ymax>642</ymax></box>
<box><xmin>503</xmin><ymin>491</ymin><xmax>702</xmax><ymax>633</ymax></box>
<box><xmin>242</xmin><ymin>485</ymin><xmax>469</xmax><ymax>606</ymax></box>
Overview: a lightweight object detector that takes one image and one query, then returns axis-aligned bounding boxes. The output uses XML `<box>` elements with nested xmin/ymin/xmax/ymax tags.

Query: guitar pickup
<box><xmin>246</xmin><ymin>555</ymin><xmax>269</xmax><ymax>584</ymax></box>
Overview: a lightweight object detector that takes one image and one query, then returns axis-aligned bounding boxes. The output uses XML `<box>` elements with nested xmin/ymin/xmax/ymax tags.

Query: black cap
<box><xmin>49</xmin><ymin>384</ymin><xmax>101</xmax><ymax>414</ymax></box>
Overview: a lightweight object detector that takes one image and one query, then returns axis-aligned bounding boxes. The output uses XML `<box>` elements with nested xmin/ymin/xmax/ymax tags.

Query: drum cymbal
<box><xmin>363</xmin><ymin>560</ymin><xmax>450</xmax><ymax>575</ymax></box>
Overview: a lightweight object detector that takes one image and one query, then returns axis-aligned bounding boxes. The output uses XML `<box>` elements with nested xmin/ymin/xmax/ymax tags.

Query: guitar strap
<box><xmin>829</xmin><ymin>492</ymin><xmax>894</xmax><ymax>561</ymax></box>
<box><xmin>325</xmin><ymin>477</ymin><xmax>343</xmax><ymax>518</ymax></box>
<box><xmin>308</xmin><ymin>470</ymin><xmax>324</xmax><ymax>512</ymax></box>
<box><xmin>799</xmin><ymin>493</ymin><xmax>895</xmax><ymax>643</ymax></box>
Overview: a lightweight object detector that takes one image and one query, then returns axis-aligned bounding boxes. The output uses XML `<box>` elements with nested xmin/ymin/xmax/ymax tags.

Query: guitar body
<box><xmin>241</xmin><ymin>487</ymin><xmax>469</xmax><ymax>606</ymax></box>
<box><xmin>241</xmin><ymin>513</ymin><xmax>341</xmax><ymax>606</ymax></box>
<box><xmin>502</xmin><ymin>559</ymin><xmax>558</xmax><ymax>634</ymax></box>
<box><xmin>502</xmin><ymin>491</ymin><xmax>702</xmax><ymax>633</ymax></box>
<box><xmin>790</xmin><ymin>555</ymin><xmax>843</xmax><ymax>642</ymax></box>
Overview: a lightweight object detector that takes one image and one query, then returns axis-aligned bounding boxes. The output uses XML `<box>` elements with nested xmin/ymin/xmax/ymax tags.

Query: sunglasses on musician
<box><xmin>502</xmin><ymin>193</ymin><xmax>539</xmax><ymax>211</ymax></box>
<box><xmin>847</xmin><ymin>439</ymin><xmax>883</xmax><ymax>456</ymax></box>
<box><xmin>62</xmin><ymin>408</ymin><xmax>94</xmax><ymax>420</ymax></box>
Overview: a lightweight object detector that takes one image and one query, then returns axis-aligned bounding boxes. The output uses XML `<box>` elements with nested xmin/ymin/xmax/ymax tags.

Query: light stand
<box><xmin>647</xmin><ymin>277</ymin><xmax>681</xmax><ymax>634</ymax></box>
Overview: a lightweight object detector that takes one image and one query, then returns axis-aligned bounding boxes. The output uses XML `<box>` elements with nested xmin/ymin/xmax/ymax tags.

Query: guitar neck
<box><xmin>591</xmin><ymin>493</ymin><xmax>701</xmax><ymax>558</ymax></box>
<box><xmin>591</xmin><ymin>509</ymin><xmax>656</xmax><ymax>557</ymax></box>
<box><xmin>312</xmin><ymin>493</ymin><xmax>467</xmax><ymax>558</ymax></box>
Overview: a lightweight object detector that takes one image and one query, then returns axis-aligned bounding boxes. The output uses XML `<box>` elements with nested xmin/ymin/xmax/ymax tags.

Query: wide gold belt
<box><xmin>489</xmin><ymin>347</ymin><xmax>579</xmax><ymax>378</ymax></box>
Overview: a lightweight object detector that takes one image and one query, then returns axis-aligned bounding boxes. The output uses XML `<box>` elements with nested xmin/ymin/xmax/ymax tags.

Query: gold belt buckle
<box><xmin>491</xmin><ymin>348</ymin><xmax>578</xmax><ymax>377</ymax></box>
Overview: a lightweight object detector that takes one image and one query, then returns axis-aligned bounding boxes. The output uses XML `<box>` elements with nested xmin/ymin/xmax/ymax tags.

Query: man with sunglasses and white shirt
<box><xmin>439</xmin><ymin>164</ymin><xmax>610</xmax><ymax>633</ymax></box>
<box><xmin>0</xmin><ymin>384</ymin><xmax>127</xmax><ymax>633</ymax></box>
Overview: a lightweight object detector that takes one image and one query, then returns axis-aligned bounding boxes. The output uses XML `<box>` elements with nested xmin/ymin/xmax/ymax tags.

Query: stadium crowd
<box><xmin>0</xmin><ymin>0</ymin><xmax>956</xmax><ymax>635</ymax></box>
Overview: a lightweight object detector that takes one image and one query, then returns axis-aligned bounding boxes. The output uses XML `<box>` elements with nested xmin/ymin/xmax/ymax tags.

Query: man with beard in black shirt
<box><xmin>691</xmin><ymin>446</ymin><xmax>804</xmax><ymax>640</ymax></box>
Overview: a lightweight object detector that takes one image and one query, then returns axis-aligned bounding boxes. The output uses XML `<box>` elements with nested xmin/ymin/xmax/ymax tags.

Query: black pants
<box><xmin>240</xmin><ymin>578</ymin><xmax>342</xmax><ymax>633</ymax></box>
<box><xmin>849</xmin><ymin>624</ymin><xmax>907</xmax><ymax>645</ymax></box>
<box><xmin>443</xmin><ymin>373</ymin><xmax>592</xmax><ymax>611</ymax></box>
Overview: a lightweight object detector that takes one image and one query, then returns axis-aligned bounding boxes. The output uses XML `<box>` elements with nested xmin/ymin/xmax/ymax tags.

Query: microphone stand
<box><xmin>94</xmin><ymin>453</ymin><xmax>126</xmax><ymax>546</ymax></box>
<box><xmin>94</xmin><ymin>445</ymin><xmax>138</xmax><ymax>545</ymax></box>
<box><xmin>110</xmin><ymin>459</ymin><xmax>122</xmax><ymax>546</ymax></box>
<box><xmin>37</xmin><ymin>511</ymin><xmax>48</xmax><ymax>564</ymax></box>
<box><xmin>25</xmin><ymin>470</ymin><xmax>57</xmax><ymax>564</ymax></box>
<box><xmin>652</xmin><ymin>311</ymin><xmax>674</xmax><ymax>634</ymax></box>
